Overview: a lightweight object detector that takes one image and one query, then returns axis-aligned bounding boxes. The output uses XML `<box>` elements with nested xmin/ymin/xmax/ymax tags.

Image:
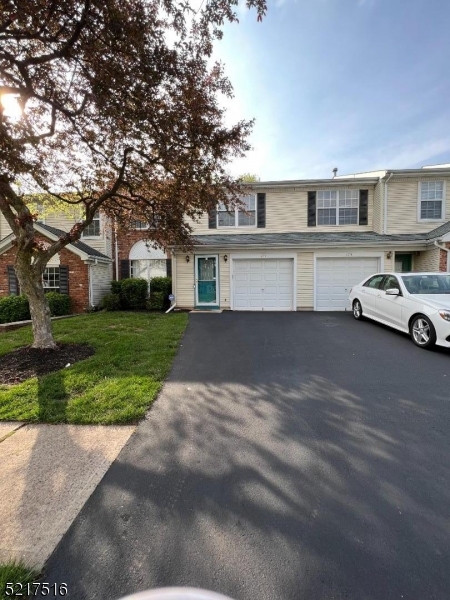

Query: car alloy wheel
<box><xmin>353</xmin><ymin>300</ymin><xmax>363</xmax><ymax>320</ymax></box>
<box><xmin>410</xmin><ymin>315</ymin><xmax>436</xmax><ymax>349</ymax></box>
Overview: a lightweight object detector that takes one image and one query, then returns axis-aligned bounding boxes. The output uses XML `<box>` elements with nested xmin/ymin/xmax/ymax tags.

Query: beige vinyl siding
<box><xmin>297</xmin><ymin>252</ymin><xmax>314</xmax><ymax>309</ymax></box>
<box><xmin>373</xmin><ymin>180</ymin><xmax>383</xmax><ymax>233</ymax></box>
<box><xmin>43</xmin><ymin>212</ymin><xmax>112</xmax><ymax>257</ymax></box>
<box><xmin>188</xmin><ymin>185</ymin><xmax>375</xmax><ymax>235</ymax></box>
<box><xmin>90</xmin><ymin>262</ymin><xmax>113</xmax><ymax>306</ymax></box>
<box><xmin>0</xmin><ymin>213</ymin><xmax>12</xmax><ymax>238</ymax></box>
<box><xmin>174</xmin><ymin>252</ymin><xmax>195</xmax><ymax>308</ymax></box>
<box><xmin>413</xmin><ymin>247</ymin><xmax>440</xmax><ymax>272</ymax></box>
<box><xmin>384</xmin><ymin>251</ymin><xmax>394</xmax><ymax>272</ymax></box>
<box><xmin>218</xmin><ymin>254</ymin><xmax>230</xmax><ymax>308</ymax></box>
<box><xmin>387</xmin><ymin>178</ymin><xmax>450</xmax><ymax>234</ymax></box>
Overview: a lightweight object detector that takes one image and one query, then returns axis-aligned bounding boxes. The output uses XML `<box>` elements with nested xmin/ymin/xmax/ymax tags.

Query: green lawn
<box><xmin>0</xmin><ymin>562</ymin><xmax>40</xmax><ymax>600</ymax></box>
<box><xmin>0</xmin><ymin>312</ymin><xmax>188</xmax><ymax>424</ymax></box>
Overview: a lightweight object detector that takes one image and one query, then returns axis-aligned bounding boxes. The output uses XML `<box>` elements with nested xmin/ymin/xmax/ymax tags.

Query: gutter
<box><xmin>114</xmin><ymin>218</ymin><xmax>119</xmax><ymax>280</ymax></box>
<box><xmin>383</xmin><ymin>172</ymin><xmax>394</xmax><ymax>234</ymax></box>
<box><xmin>172</xmin><ymin>240</ymin><xmax>429</xmax><ymax>251</ymax></box>
<box><xmin>434</xmin><ymin>240</ymin><xmax>450</xmax><ymax>271</ymax></box>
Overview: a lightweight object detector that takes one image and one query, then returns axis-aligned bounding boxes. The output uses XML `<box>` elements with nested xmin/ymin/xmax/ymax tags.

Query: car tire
<box><xmin>409</xmin><ymin>314</ymin><xmax>437</xmax><ymax>349</ymax></box>
<box><xmin>352</xmin><ymin>299</ymin><xmax>364</xmax><ymax>321</ymax></box>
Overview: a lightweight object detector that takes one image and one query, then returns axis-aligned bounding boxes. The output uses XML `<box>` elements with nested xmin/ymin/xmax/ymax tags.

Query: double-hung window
<box><xmin>217</xmin><ymin>195</ymin><xmax>256</xmax><ymax>228</ymax></box>
<box><xmin>43</xmin><ymin>267</ymin><xmax>60</xmax><ymax>292</ymax></box>
<box><xmin>317</xmin><ymin>190</ymin><xmax>359</xmax><ymax>226</ymax></box>
<box><xmin>419</xmin><ymin>181</ymin><xmax>444</xmax><ymax>220</ymax></box>
<box><xmin>82</xmin><ymin>211</ymin><xmax>100</xmax><ymax>237</ymax></box>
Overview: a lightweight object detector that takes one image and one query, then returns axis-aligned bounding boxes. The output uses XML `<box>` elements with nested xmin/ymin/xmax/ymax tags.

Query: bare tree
<box><xmin>0</xmin><ymin>0</ymin><xmax>266</xmax><ymax>348</ymax></box>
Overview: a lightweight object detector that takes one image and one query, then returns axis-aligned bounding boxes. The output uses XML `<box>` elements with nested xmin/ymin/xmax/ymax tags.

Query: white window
<box><xmin>419</xmin><ymin>181</ymin><xmax>444</xmax><ymax>221</ymax></box>
<box><xmin>131</xmin><ymin>220</ymin><xmax>150</xmax><ymax>230</ymax></box>
<box><xmin>217</xmin><ymin>195</ymin><xmax>256</xmax><ymax>228</ymax></box>
<box><xmin>317</xmin><ymin>190</ymin><xmax>359</xmax><ymax>226</ymax></box>
<box><xmin>43</xmin><ymin>267</ymin><xmax>60</xmax><ymax>292</ymax></box>
<box><xmin>130</xmin><ymin>259</ymin><xmax>167</xmax><ymax>281</ymax></box>
<box><xmin>82</xmin><ymin>211</ymin><xmax>100</xmax><ymax>237</ymax></box>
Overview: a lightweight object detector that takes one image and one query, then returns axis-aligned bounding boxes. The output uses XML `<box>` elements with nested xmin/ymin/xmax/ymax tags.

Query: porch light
<box><xmin>185</xmin><ymin>255</ymin><xmax>190</xmax><ymax>263</ymax></box>
<box><xmin>386</xmin><ymin>251</ymin><xmax>392</xmax><ymax>259</ymax></box>
<box><xmin>224</xmin><ymin>255</ymin><xmax>228</xmax><ymax>262</ymax></box>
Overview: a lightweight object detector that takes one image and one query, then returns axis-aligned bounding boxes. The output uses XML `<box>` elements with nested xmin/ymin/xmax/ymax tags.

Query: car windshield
<box><xmin>401</xmin><ymin>274</ymin><xmax>450</xmax><ymax>294</ymax></box>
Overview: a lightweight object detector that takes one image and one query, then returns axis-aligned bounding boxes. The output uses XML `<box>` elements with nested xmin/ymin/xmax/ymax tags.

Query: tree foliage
<box><xmin>0</xmin><ymin>0</ymin><xmax>266</xmax><ymax>346</ymax></box>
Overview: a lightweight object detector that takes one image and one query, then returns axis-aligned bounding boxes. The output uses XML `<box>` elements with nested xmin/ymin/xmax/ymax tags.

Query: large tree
<box><xmin>0</xmin><ymin>0</ymin><xmax>266</xmax><ymax>348</ymax></box>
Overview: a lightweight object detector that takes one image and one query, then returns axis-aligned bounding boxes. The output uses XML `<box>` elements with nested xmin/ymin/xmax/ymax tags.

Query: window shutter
<box><xmin>120</xmin><ymin>259</ymin><xmax>130</xmax><ymax>280</ymax></box>
<box><xmin>308</xmin><ymin>192</ymin><xmax>316</xmax><ymax>227</ymax></box>
<box><xmin>7</xmin><ymin>265</ymin><xmax>19</xmax><ymax>295</ymax></box>
<box><xmin>257</xmin><ymin>193</ymin><xmax>266</xmax><ymax>228</ymax></box>
<box><xmin>166</xmin><ymin>258</ymin><xmax>172</xmax><ymax>278</ymax></box>
<box><xmin>359</xmin><ymin>189</ymin><xmax>368</xmax><ymax>225</ymax></box>
<box><xmin>208</xmin><ymin>208</ymin><xmax>217</xmax><ymax>229</ymax></box>
<box><xmin>59</xmin><ymin>265</ymin><xmax>69</xmax><ymax>295</ymax></box>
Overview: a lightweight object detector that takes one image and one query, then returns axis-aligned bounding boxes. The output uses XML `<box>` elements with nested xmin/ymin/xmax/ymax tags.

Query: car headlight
<box><xmin>438</xmin><ymin>310</ymin><xmax>450</xmax><ymax>322</ymax></box>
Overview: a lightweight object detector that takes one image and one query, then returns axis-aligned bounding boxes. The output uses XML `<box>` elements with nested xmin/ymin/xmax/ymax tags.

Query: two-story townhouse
<box><xmin>170</xmin><ymin>165</ymin><xmax>450</xmax><ymax>312</ymax></box>
<box><xmin>0</xmin><ymin>209</ymin><xmax>170</xmax><ymax>312</ymax></box>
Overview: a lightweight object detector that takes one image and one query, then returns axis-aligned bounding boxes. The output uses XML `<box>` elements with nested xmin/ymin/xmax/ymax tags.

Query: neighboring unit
<box><xmin>0</xmin><ymin>211</ymin><xmax>170</xmax><ymax>312</ymax></box>
<box><xmin>170</xmin><ymin>165</ymin><xmax>450</xmax><ymax>312</ymax></box>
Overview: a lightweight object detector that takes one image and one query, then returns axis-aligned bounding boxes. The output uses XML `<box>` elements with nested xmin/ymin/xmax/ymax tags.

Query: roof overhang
<box><xmin>242</xmin><ymin>178</ymin><xmax>379</xmax><ymax>190</ymax></box>
<box><xmin>173</xmin><ymin>240</ymin><xmax>430</xmax><ymax>251</ymax></box>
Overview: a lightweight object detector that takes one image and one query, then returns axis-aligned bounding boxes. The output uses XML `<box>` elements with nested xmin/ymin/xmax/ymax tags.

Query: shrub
<box><xmin>101</xmin><ymin>292</ymin><xmax>122</xmax><ymax>311</ymax></box>
<box><xmin>147</xmin><ymin>291</ymin><xmax>165</xmax><ymax>311</ymax></box>
<box><xmin>110</xmin><ymin>280</ymin><xmax>122</xmax><ymax>295</ymax></box>
<box><xmin>149</xmin><ymin>277</ymin><xmax>172</xmax><ymax>311</ymax></box>
<box><xmin>0</xmin><ymin>295</ymin><xmax>31</xmax><ymax>324</ymax></box>
<box><xmin>45</xmin><ymin>292</ymin><xmax>71</xmax><ymax>316</ymax></box>
<box><xmin>120</xmin><ymin>278</ymin><xmax>148</xmax><ymax>310</ymax></box>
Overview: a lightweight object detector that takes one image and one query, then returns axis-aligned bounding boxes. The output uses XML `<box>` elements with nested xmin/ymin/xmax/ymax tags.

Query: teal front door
<box><xmin>196</xmin><ymin>255</ymin><xmax>218</xmax><ymax>306</ymax></box>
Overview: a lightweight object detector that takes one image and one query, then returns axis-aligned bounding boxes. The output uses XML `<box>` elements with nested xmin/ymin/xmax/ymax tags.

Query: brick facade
<box><xmin>113</xmin><ymin>226</ymin><xmax>170</xmax><ymax>279</ymax></box>
<box><xmin>439</xmin><ymin>244</ymin><xmax>450</xmax><ymax>272</ymax></box>
<box><xmin>0</xmin><ymin>237</ymin><xmax>90</xmax><ymax>314</ymax></box>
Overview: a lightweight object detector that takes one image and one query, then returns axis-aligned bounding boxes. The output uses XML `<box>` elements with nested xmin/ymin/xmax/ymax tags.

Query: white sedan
<box><xmin>349</xmin><ymin>272</ymin><xmax>450</xmax><ymax>349</ymax></box>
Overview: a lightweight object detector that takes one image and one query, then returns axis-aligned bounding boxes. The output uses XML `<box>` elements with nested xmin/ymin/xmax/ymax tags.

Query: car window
<box><xmin>363</xmin><ymin>275</ymin><xmax>385</xmax><ymax>289</ymax></box>
<box><xmin>381</xmin><ymin>275</ymin><xmax>400</xmax><ymax>291</ymax></box>
<box><xmin>401</xmin><ymin>274</ymin><xmax>450</xmax><ymax>294</ymax></box>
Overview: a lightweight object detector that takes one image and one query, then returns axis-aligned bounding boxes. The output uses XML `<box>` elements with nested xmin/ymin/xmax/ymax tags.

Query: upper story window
<box><xmin>131</xmin><ymin>220</ymin><xmax>150</xmax><ymax>230</ymax></box>
<box><xmin>419</xmin><ymin>181</ymin><xmax>445</xmax><ymax>221</ymax></box>
<box><xmin>317</xmin><ymin>190</ymin><xmax>359</xmax><ymax>226</ymax></box>
<box><xmin>218</xmin><ymin>195</ymin><xmax>256</xmax><ymax>228</ymax></box>
<box><xmin>82</xmin><ymin>211</ymin><xmax>100</xmax><ymax>237</ymax></box>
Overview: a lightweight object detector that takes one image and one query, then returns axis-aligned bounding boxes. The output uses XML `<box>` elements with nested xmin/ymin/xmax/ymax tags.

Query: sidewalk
<box><xmin>0</xmin><ymin>422</ymin><xmax>135</xmax><ymax>569</ymax></box>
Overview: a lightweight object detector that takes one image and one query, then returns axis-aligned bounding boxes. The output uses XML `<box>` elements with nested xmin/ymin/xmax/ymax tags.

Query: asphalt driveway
<box><xmin>40</xmin><ymin>312</ymin><xmax>450</xmax><ymax>600</ymax></box>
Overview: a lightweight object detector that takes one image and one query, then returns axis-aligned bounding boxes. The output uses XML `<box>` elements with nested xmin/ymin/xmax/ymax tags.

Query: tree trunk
<box><xmin>15</xmin><ymin>254</ymin><xmax>56</xmax><ymax>349</ymax></box>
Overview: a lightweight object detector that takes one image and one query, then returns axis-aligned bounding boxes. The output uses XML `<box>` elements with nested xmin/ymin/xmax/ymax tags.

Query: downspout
<box><xmin>165</xmin><ymin>253</ymin><xmax>177</xmax><ymax>313</ymax></box>
<box><xmin>88</xmin><ymin>263</ymin><xmax>93</xmax><ymax>307</ymax></box>
<box><xmin>383</xmin><ymin>172</ymin><xmax>394</xmax><ymax>234</ymax></box>
<box><xmin>114</xmin><ymin>218</ymin><xmax>119</xmax><ymax>280</ymax></box>
<box><xmin>434</xmin><ymin>241</ymin><xmax>450</xmax><ymax>272</ymax></box>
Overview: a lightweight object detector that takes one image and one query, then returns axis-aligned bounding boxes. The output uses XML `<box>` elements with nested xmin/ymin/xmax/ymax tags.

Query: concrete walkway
<box><xmin>0</xmin><ymin>422</ymin><xmax>135</xmax><ymax>569</ymax></box>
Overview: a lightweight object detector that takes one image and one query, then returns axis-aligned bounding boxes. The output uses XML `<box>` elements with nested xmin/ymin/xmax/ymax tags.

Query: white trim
<box><xmin>230</xmin><ymin>252</ymin><xmax>297</xmax><ymax>312</ymax></box>
<box><xmin>195</xmin><ymin>254</ymin><xmax>219</xmax><ymax>306</ymax></box>
<box><xmin>417</xmin><ymin>180</ymin><xmax>446</xmax><ymax>223</ymax></box>
<box><xmin>313</xmin><ymin>251</ymin><xmax>384</xmax><ymax>311</ymax></box>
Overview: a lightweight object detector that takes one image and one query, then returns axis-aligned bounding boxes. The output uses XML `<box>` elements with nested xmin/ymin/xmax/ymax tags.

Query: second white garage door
<box><xmin>232</xmin><ymin>258</ymin><xmax>294</xmax><ymax>311</ymax></box>
<box><xmin>316</xmin><ymin>257</ymin><xmax>380</xmax><ymax>311</ymax></box>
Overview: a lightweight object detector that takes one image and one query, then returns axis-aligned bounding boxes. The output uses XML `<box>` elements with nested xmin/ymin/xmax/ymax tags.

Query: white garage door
<box><xmin>316</xmin><ymin>257</ymin><xmax>380</xmax><ymax>311</ymax></box>
<box><xmin>233</xmin><ymin>258</ymin><xmax>294</xmax><ymax>311</ymax></box>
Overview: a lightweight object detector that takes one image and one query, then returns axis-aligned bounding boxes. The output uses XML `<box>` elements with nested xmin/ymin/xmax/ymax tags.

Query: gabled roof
<box><xmin>0</xmin><ymin>222</ymin><xmax>111</xmax><ymax>261</ymax></box>
<box><xmin>36</xmin><ymin>223</ymin><xmax>110</xmax><ymax>259</ymax></box>
<box><xmin>426</xmin><ymin>220</ymin><xmax>450</xmax><ymax>240</ymax></box>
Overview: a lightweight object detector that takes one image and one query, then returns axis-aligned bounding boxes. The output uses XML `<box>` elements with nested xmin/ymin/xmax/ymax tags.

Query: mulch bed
<box><xmin>0</xmin><ymin>343</ymin><xmax>95</xmax><ymax>386</ymax></box>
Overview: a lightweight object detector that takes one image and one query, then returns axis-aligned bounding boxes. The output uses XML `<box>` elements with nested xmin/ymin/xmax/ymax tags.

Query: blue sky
<box><xmin>213</xmin><ymin>0</ymin><xmax>450</xmax><ymax>180</ymax></box>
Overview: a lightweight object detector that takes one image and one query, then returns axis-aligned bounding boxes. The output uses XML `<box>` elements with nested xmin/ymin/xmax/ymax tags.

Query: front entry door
<box><xmin>195</xmin><ymin>255</ymin><xmax>219</xmax><ymax>306</ymax></box>
<box><xmin>395</xmin><ymin>253</ymin><xmax>412</xmax><ymax>272</ymax></box>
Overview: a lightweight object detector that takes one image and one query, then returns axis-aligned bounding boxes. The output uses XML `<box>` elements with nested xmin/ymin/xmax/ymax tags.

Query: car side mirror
<box><xmin>385</xmin><ymin>288</ymin><xmax>400</xmax><ymax>296</ymax></box>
